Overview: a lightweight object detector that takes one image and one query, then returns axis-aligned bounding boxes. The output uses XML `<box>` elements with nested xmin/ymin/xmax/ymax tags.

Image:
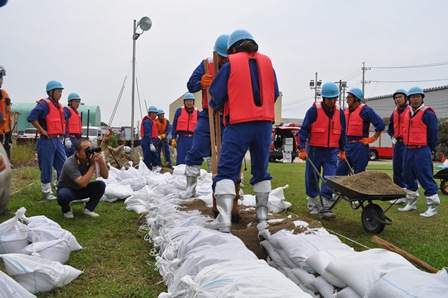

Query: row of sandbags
<box><xmin>0</xmin><ymin>207</ymin><xmax>83</xmax><ymax>295</ymax></box>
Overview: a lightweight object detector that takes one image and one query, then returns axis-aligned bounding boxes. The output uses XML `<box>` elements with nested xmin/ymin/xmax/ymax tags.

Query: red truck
<box><xmin>368</xmin><ymin>130</ymin><xmax>393</xmax><ymax>160</ymax></box>
<box><xmin>269</xmin><ymin>126</ymin><xmax>301</xmax><ymax>162</ymax></box>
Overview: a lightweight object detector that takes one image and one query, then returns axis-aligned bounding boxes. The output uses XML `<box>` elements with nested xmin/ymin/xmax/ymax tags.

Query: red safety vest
<box><xmin>309</xmin><ymin>102</ymin><xmax>342</xmax><ymax>148</ymax></box>
<box><xmin>39</xmin><ymin>98</ymin><xmax>65</xmax><ymax>135</ymax></box>
<box><xmin>345</xmin><ymin>104</ymin><xmax>366</xmax><ymax>137</ymax></box>
<box><xmin>140</xmin><ymin>115</ymin><xmax>158</xmax><ymax>138</ymax></box>
<box><xmin>156</xmin><ymin>117</ymin><xmax>167</xmax><ymax>134</ymax></box>
<box><xmin>0</xmin><ymin>89</ymin><xmax>11</xmax><ymax>134</ymax></box>
<box><xmin>224</xmin><ymin>52</ymin><xmax>275</xmax><ymax>125</ymax></box>
<box><xmin>64</xmin><ymin>106</ymin><xmax>82</xmax><ymax>135</ymax></box>
<box><xmin>176</xmin><ymin>107</ymin><xmax>197</xmax><ymax>132</ymax></box>
<box><xmin>202</xmin><ymin>57</ymin><xmax>214</xmax><ymax>109</ymax></box>
<box><xmin>403</xmin><ymin>106</ymin><xmax>435</xmax><ymax>146</ymax></box>
<box><xmin>392</xmin><ymin>105</ymin><xmax>410</xmax><ymax>138</ymax></box>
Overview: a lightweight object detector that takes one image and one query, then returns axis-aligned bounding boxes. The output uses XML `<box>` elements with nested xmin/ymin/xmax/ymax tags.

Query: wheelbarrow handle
<box><xmin>345</xmin><ymin>159</ymin><xmax>355</xmax><ymax>175</ymax></box>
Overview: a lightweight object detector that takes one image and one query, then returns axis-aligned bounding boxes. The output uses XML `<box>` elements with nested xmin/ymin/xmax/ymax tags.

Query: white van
<box><xmin>82</xmin><ymin>126</ymin><xmax>102</xmax><ymax>145</ymax></box>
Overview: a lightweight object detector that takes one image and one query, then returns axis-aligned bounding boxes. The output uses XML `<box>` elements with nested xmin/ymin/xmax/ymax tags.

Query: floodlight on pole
<box><xmin>131</xmin><ymin>16</ymin><xmax>152</xmax><ymax>153</ymax></box>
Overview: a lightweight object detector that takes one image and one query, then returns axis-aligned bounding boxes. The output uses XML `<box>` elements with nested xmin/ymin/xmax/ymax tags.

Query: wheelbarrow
<box><xmin>433</xmin><ymin>167</ymin><xmax>448</xmax><ymax>195</ymax></box>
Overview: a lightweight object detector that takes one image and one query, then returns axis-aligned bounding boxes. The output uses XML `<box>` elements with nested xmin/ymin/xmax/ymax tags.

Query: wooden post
<box><xmin>204</xmin><ymin>59</ymin><xmax>218</xmax><ymax>175</ymax></box>
<box><xmin>213</xmin><ymin>51</ymin><xmax>221</xmax><ymax>160</ymax></box>
<box><xmin>371</xmin><ymin>236</ymin><xmax>438</xmax><ymax>273</ymax></box>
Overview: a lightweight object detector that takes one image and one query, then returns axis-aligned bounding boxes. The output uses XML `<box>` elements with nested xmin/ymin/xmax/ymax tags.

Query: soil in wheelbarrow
<box><xmin>331</xmin><ymin>171</ymin><xmax>406</xmax><ymax>196</ymax></box>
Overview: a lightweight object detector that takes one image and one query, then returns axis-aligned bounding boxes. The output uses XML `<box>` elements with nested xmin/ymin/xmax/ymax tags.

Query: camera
<box><xmin>85</xmin><ymin>146</ymin><xmax>101</xmax><ymax>158</ymax></box>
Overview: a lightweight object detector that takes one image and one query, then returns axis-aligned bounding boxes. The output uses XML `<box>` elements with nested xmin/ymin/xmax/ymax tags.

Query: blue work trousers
<box><xmin>213</xmin><ymin>121</ymin><xmax>272</xmax><ymax>189</ymax></box>
<box><xmin>36</xmin><ymin>136</ymin><xmax>66</xmax><ymax>183</ymax></box>
<box><xmin>403</xmin><ymin>146</ymin><xmax>438</xmax><ymax>196</ymax></box>
<box><xmin>336</xmin><ymin>142</ymin><xmax>369</xmax><ymax>175</ymax></box>
<box><xmin>176</xmin><ymin>135</ymin><xmax>194</xmax><ymax>165</ymax></box>
<box><xmin>392</xmin><ymin>141</ymin><xmax>407</xmax><ymax>188</ymax></box>
<box><xmin>141</xmin><ymin>137</ymin><xmax>159</xmax><ymax>169</ymax></box>
<box><xmin>57</xmin><ymin>180</ymin><xmax>106</xmax><ymax>213</ymax></box>
<box><xmin>305</xmin><ymin>146</ymin><xmax>338</xmax><ymax>200</ymax></box>
<box><xmin>156</xmin><ymin>138</ymin><xmax>172</xmax><ymax>166</ymax></box>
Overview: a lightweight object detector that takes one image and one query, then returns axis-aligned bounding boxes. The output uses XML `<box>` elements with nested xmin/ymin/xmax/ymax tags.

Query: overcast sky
<box><xmin>1</xmin><ymin>0</ymin><xmax>448</xmax><ymax>126</ymax></box>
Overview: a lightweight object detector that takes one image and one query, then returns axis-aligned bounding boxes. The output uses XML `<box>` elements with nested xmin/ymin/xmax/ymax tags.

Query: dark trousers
<box><xmin>57</xmin><ymin>180</ymin><xmax>106</xmax><ymax>213</ymax></box>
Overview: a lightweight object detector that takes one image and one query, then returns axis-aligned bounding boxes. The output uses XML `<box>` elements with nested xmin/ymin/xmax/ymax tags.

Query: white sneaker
<box><xmin>83</xmin><ymin>208</ymin><xmax>99</xmax><ymax>217</ymax></box>
<box><xmin>64</xmin><ymin>211</ymin><xmax>74</xmax><ymax>219</ymax></box>
<box><xmin>44</xmin><ymin>193</ymin><xmax>57</xmax><ymax>200</ymax></box>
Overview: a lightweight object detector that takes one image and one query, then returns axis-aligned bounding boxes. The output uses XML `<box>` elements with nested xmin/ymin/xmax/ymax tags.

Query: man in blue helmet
<box><xmin>181</xmin><ymin>34</ymin><xmax>229</xmax><ymax>201</ymax></box>
<box><xmin>140</xmin><ymin>106</ymin><xmax>159</xmax><ymax>170</ymax></box>
<box><xmin>0</xmin><ymin>65</ymin><xmax>13</xmax><ymax>161</ymax></box>
<box><xmin>206</xmin><ymin>29</ymin><xmax>279</xmax><ymax>233</ymax></box>
<box><xmin>398</xmin><ymin>86</ymin><xmax>440</xmax><ymax>218</ymax></box>
<box><xmin>63</xmin><ymin>93</ymin><xmax>83</xmax><ymax>157</ymax></box>
<box><xmin>298</xmin><ymin>82</ymin><xmax>347</xmax><ymax>218</ymax></box>
<box><xmin>27</xmin><ymin>80</ymin><xmax>67</xmax><ymax>200</ymax></box>
<box><xmin>171</xmin><ymin>93</ymin><xmax>198</xmax><ymax>165</ymax></box>
<box><xmin>336</xmin><ymin>88</ymin><xmax>385</xmax><ymax>175</ymax></box>
<box><xmin>156</xmin><ymin>109</ymin><xmax>172</xmax><ymax>168</ymax></box>
<box><xmin>387</xmin><ymin>89</ymin><xmax>410</xmax><ymax>205</ymax></box>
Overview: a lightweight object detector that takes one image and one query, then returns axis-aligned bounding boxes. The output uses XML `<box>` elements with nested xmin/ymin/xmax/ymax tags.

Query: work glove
<box><xmin>150</xmin><ymin>144</ymin><xmax>156</xmax><ymax>152</ymax></box>
<box><xmin>200</xmin><ymin>74</ymin><xmax>213</xmax><ymax>88</ymax></box>
<box><xmin>338</xmin><ymin>151</ymin><xmax>346</xmax><ymax>162</ymax></box>
<box><xmin>64</xmin><ymin>138</ymin><xmax>72</xmax><ymax>149</ymax></box>
<box><xmin>171</xmin><ymin>139</ymin><xmax>177</xmax><ymax>148</ymax></box>
<box><xmin>391</xmin><ymin>137</ymin><xmax>397</xmax><ymax>145</ymax></box>
<box><xmin>298</xmin><ymin>148</ymin><xmax>307</xmax><ymax>161</ymax></box>
<box><xmin>360</xmin><ymin>136</ymin><xmax>377</xmax><ymax>145</ymax></box>
<box><xmin>160</xmin><ymin>134</ymin><xmax>166</xmax><ymax>140</ymax></box>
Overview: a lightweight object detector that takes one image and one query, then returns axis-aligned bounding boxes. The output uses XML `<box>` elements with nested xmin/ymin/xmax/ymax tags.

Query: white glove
<box><xmin>64</xmin><ymin>138</ymin><xmax>72</xmax><ymax>149</ymax></box>
<box><xmin>150</xmin><ymin>144</ymin><xmax>156</xmax><ymax>152</ymax></box>
<box><xmin>391</xmin><ymin>137</ymin><xmax>397</xmax><ymax>145</ymax></box>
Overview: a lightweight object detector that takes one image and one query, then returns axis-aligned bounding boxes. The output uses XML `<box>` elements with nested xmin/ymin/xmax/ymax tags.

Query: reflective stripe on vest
<box><xmin>224</xmin><ymin>52</ymin><xmax>275</xmax><ymax>125</ymax></box>
<box><xmin>65</xmin><ymin>106</ymin><xmax>82</xmax><ymax>135</ymax></box>
<box><xmin>176</xmin><ymin>107</ymin><xmax>197</xmax><ymax>132</ymax></box>
<box><xmin>392</xmin><ymin>105</ymin><xmax>409</xmax><ymax>139</ymax></box>
<box><xmin>201</xmin><ymin>57</ymin><xmax>214</xmax><ymax>109</ymax></box>
<box><xmin>40</xmin><ymin>98</ymin><xmax>65</xmax><ymax>135</ymax></box>
<box><xmin>345</xmin><ymin>104</ymin><xmax>366</xmax><ymax>137</ymax></box>
<box><xmin>403</xmin><ymin>106</ymin><xmax>435</xmax><ymax>146</ymax></box>
<box><xmin>309</xmin><ymin>102</ymin><xmax>342</xmax><ymax>148</ymax></box>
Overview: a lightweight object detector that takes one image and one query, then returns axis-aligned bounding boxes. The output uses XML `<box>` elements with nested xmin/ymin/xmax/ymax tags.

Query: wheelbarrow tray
<box><xmin>434</xmin><ymin>168</ymin><xmax>448</xmax><ymax>179</ymax></box>
<box><xmin>325</xmin><ymin>176</ymin><xmax>405</xmax><ymax>201</ymax></box>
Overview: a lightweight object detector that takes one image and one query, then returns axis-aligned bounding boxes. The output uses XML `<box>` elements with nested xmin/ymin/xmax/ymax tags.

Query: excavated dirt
<box><xmin>179</xmin><ymin>199</ymin><xmax>323</xmax><ymax>259</ymax></box>
<box><xmin>330</xmin><ymin>171</ymin><xmax>407</xmax><ymax>196</ymax></box>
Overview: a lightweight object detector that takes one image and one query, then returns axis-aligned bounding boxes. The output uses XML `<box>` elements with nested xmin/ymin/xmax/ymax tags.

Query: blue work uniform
<box><xmin>336</xmin><ymin>105</ymin><xmax>385</xmax><ymax>175</ymax></box>
<box><xmin>299</xmin><ymin>103</ymin><xmax>346</xmax><ymax>200</ymax></box>
<box><xmin>387</xmin><ymin>105</ymin><xmax>408</xmax><ymax>189</ymax></box>
<box><xmin>156</xmin><ymin>118</ymin><xmax>172</xmax><ymax>167</ymax></box>
<box><xmin>171</xmin><ymin>107</ymin><xmax>196</xmax><ymax>165</ymax></box>
<box><xmin>141</xmin><ymin>117</ymin><xmax>159</xmax><ymax>169</ymax></box>
<box><xmin>209</xmin><ymin>59</ymin><xmax>279</xmax><ymax>188</ymax></box>
<box><xmin>27</xmin><ymin>99</ymin><xmax>67</xmax><ymax>184</ymax></box>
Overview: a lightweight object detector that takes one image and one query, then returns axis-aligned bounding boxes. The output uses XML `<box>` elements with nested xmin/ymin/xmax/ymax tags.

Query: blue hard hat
<box><xmin>157</xmin><ymin>109</ymin><xmax>165</xmax><ymax>115</ymax></box>
<box><xmin>214</xmin><ymin>34</ymin><xmax>230</xmax><ymax>57</ymax></box>
<box><xmin>392</xmin><ymin>89</ymin><xmax>407</xmax><ymax>99</ymax></box>
<box><xmin>347</xmin><ymin>88</ymin><xmax>364</xmax><ymax>101</ymax></box>
<box><xmin>407</xmin><ymin>86</ymin><xmax>425</xmax><ymax>98</ymax></box>
<box><xmin>228</xmin><ymin>29</ymin><xmax>255</xmax><ymax>49</ymax></box>
<box><xmin>46</xmin><ymin>80</ymin><xmax>64</xmax><ymax>92</ymax></box>
<box><xmin>184</xmin><ymin>93</ymin><xmax>195</xmax><ymax>101</ymax></box>
<box><xmin>148</xmin><ymin>105</ymin><xmax>158</xmax><ymax>113</ymax></box>
<box><xmin>68</xmin><ymin>92</ymin><xmax>81</xmax><ymax>101</ymax></box>
<box><xmin>321</xmin><ymin>82</ymin><xmax>340</xmax><ymax>98</ymax></box>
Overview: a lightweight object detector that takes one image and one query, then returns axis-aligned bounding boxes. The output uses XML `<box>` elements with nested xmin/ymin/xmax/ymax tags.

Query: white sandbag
<box><xmin>309</xmin><ymin>276</ymin><xmax>334</xmax><ymax>298</ymax></box>
<box><xmin>290</xmin><ymin>268</ymin><xmax>317</xmax><ymax>292</ymax></box>
<box><xmin>0</xmin><ymin>253</ymin><xmax>83</xmax><ymax>294</ymax></box>
<box><xmin>334</xmin><ymin>286</ymin><xmax>360</xmax><ymax>298</ymax></box>
<box><xmin>260</xmin><ymin>240</ymin><xmax>291</xmax><ymax>269</ymax></box>
<box><xmin>25</xmin><ymin>226</ymin><xmax>82</xmax><ymax>252</ymax></box>
<box><xmin>21</xmin><ymin>239</ymin><xmax>71</xmax><ymax>264</ymax></box>
<box><xmin>0</xmin><ymin>208</ymin><xmax>30</xmax><ymax>253</ymax></box>
<box><xmin>268</xmin><ymin>185</ymin><xmax>292</xmax><ymax>212</ymax></box>
<box><xmin>21</xmin><ymin>215</ymin><xmax>61</xmax><ymax>229</ymax></box>
<box><xmin>181</xmin><ymin>259</ymin><xmax>312</xmax><ymax>298</ymax></box>
<box><xmin>325</xmin><ymin>248</ymin><xmax>418</xmax><ymax>297</ymax></box>
<box><xmin>368</xmin><ymin>268</ymin><xmax>448</xmax><ymax>298</ymax></box>
<box><xmin>306</xmin><ymin>249</ymin><xmax>354</xmax><ymax>288</ymax></box>
<box><xmin>104</xmin><ymin>182</ymin><xmax>133</xmax><ymax>200</ymax></box>
<box><xmin>0</xmin><ymin>269</ymin><xmax>36</xmax><ymax>298</ymax></box>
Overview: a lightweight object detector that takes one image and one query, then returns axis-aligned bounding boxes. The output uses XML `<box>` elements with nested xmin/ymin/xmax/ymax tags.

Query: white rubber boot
<box><xmin>390</xmin><ymin>188</ymin><xmax>407</xmax><ymax>205</ymax></box>
<box><xmin>205</xmin><ymin>179</ymin><xmax>235</xmax><ymax>233</ymax></box>
<box><xmin>179</xmin><ymin>165</ymin><xmax>200</xmax><ymax>200</ymax></box>
<box><xmin>307</xmin><ymin>196</ymin><xmax>319</xmax><ymax>215</ymax></box>
<box><xmin>420</xmin><ymin>194</ymin><xmax>440</xmax><ymax>218</ymax></box>
<box><xmin>254</xmin><ymin>180</ymin><xmax>271</xmax><ymax>222</ymax></box>
<box><xmin>319</xmin><ymin>197</ymin><xmax>336</xmax><ymax>218</ymax></box>
<box><xmin>398</xmin><ymin>191</ymin><xmax>418</xmax><ymax>212</ymax></box>
<box><xmin>41</xmin><ymin>182</ymin><xmax>57</xmax><ymax>200</ymax></box>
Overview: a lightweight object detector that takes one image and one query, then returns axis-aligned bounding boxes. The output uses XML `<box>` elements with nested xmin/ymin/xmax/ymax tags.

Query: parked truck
<box><xmin>368</xmin><ymin>130</ymin><xmax>393</xmax><ymax>160</ymax></box>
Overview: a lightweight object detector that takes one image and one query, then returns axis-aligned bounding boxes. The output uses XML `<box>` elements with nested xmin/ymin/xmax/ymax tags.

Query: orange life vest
<box><xmin>39</xmin><ymin>98</ymin><xmax>65</xmax><ymax>135</ymax></box>
<box><xmin>64</xmin><ymin>106</ymin><xmax>82</xmax><ymax>135</ymax></box>
<box><xmin>309</xmin><ymin>102</ymin><xmax>342</xmax><ymax>148</ymax></box>
<box><xmin>156</xmin><ymin>117</ymin><xmax>167</xmax><ymax>134</ymax></box>
<box><xmin>403</xmin><ymin>106</ymin><xmax>435</xmax><ymax>146</ymax></box>
<box><xmin>0</xmin><ymin>89</ymin><xmax>11</xmax><ymax>134</ymax></box>
<box><xmin>392</xmin><ymin>105</ymin><xmax>410</xmax><ymax>139</ymax></box>
<box><xmin>201</xmin><ymin>57</ymin><xmax>214</xmax><ymax>109</ymax></box>
<box><xmin>345</xmin><ymin>104</ymin><xmax>366</xmax><ymax>137</ymax></box>
<box><xmin>224</xmin><ymin>52</ymin><xmax>275</xmax><ymax>125</ymax></box>
<box><xmin>140</xmin><ymin>115</ymin><xmax>158</xmax><ymax>138</ymax></box>
<box><xmin>176</xmin><ymin>107</ymin><xmax>197</xmax><ymax>132</ymax></box>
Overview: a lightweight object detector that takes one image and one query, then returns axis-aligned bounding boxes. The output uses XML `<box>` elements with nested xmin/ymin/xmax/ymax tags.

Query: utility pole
<box><xmin>309</xmin><ymin>72</ymin><xmax>322</xmax><ymax>102</ymax></box>
<box><xmin>361</xmin><ymin>62</ymin><xmax>371</xmax><ymax>102</ymax></box>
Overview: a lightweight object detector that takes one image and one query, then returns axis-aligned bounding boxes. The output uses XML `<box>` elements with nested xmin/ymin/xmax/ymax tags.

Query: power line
<box><xmin>370</xmin><ymin>78</ymin><xmax>448</xmax><ymax>83</ymax></box>
<box><xmin>370</xmin><ymin>61</ymin><xmax>448</xmax><ymax>69</ymax></box>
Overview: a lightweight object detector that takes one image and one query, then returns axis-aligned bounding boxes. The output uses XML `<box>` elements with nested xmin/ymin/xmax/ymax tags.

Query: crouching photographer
<box><xmin>57</xmin><ymin>137</ymin><xmax>109</xmax><ymax>219</ymax></box>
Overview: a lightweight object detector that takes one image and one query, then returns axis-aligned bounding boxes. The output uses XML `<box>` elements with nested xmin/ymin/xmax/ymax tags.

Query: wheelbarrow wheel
<box><xmin>361</xmin><ymin>204</ymin><xmax>386</xmax><ymax>234</ymax></box>
<box><xmin>441</xmin><ymin>180</ymin><xmax>448</xmax><ymax>195</ymax></box>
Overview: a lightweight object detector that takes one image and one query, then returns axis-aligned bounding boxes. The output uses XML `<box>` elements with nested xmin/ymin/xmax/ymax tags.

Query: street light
<box><xmin>309</xmin><ymin>72</ymin><xmax>322</xmax><ymax>102</ymax></box>
<box><xmin>131</xmin><ymin>16</ymin><xmax>152</xmax><ymax>153</ymax></box>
